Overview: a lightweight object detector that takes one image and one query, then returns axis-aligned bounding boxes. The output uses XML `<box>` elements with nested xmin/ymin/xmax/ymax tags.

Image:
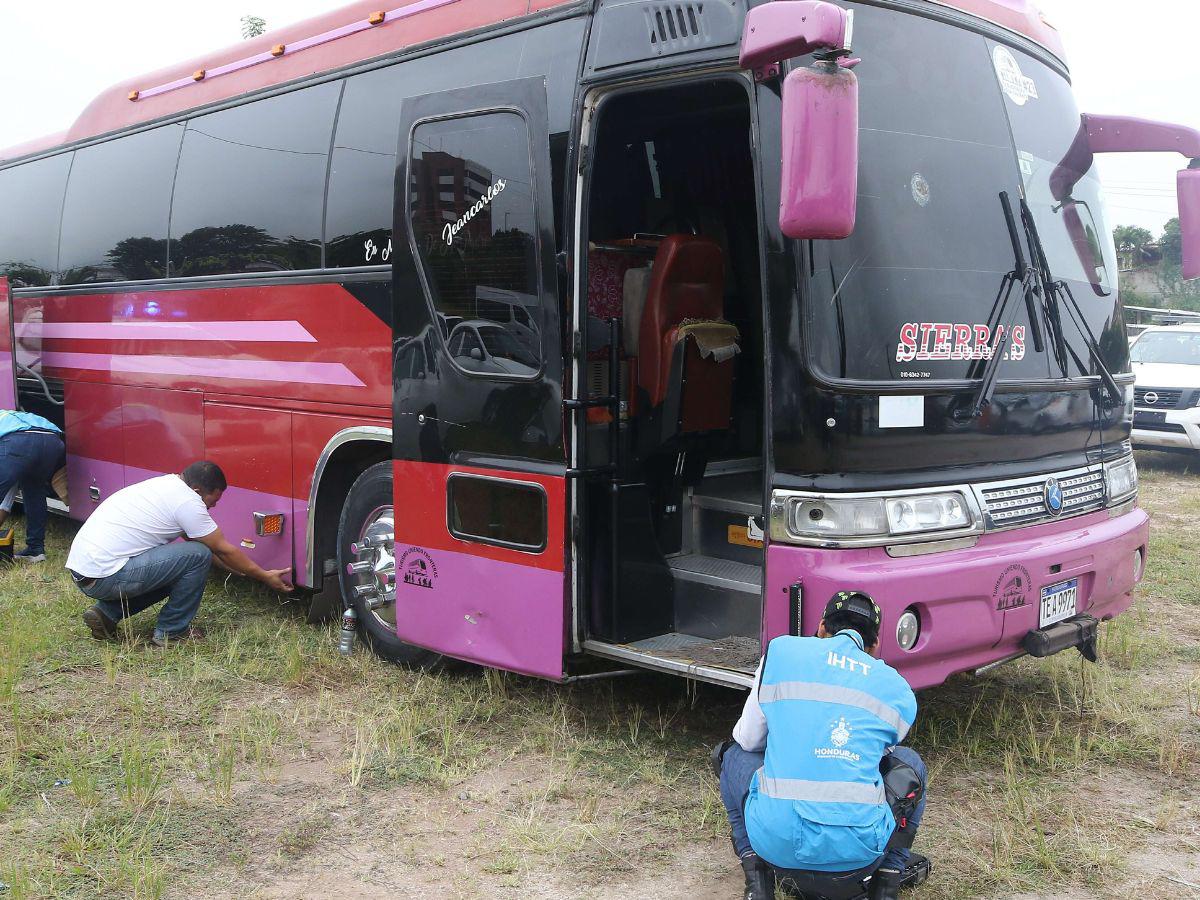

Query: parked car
<box><xmin>446</xmin><ymin>320</ymin><xmax>539</xmax><ymax>377</ymax></box>
<box><xmin>1130</xmin><ymin>324</ymin><xmax>1200</xmax><ymax>453</ymax></box>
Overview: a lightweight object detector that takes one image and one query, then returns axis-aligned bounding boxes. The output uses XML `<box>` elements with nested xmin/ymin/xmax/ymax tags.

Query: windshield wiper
<box><xmin>1019</xmin><ymin>198</ymin><xmax>1124</xmax><ymax>408</ymax></box>
<box><xmin>957</xmin><ymin>192</ymin><xmax>1044</xmax><ymax>420</ymax></box>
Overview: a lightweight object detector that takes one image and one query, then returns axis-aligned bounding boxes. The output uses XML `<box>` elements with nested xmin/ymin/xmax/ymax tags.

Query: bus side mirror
<box><xmin>779</xmin><ymin>61</ymin><xmax>859</xmax><ymax>240</ymax></box>
<box><xmin>740</xmin><ymin>1</ymin><xmax>859</xmax><ymax>241</ymax></box>
<box><xmin>1179</xmin><ymin>165</ymin><xmax>1200</xmax><ymax>280</ymax></box>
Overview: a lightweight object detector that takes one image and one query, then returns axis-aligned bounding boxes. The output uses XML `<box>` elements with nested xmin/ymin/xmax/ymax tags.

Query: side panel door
<box><xmin>390</xmin><ymin>77</ymin><xmax>567</xmax><ymax>679</ymax></box>
<box><xmin>0</xmin><ymin>278</ymin><xmax>15</xmax><ymax>410</ymax></box>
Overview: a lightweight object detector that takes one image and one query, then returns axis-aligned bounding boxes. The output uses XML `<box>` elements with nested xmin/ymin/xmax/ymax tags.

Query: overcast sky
<box><xmin>0</xmin><ymin>0</ymin><xmax>1196</xmax><ymax>234</ymax></box>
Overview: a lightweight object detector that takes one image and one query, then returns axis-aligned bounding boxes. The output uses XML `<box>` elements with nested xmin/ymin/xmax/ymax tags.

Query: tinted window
<box><xmin>805</xmin><ymin>7</ymin><xmax>1048</xmax><ymax>382</ymax></box>
<box><xmin>170</xmin><ymin>83</ymin><xmax>340</xmax><ymax>276</ymax></box>
<box><xmin>0</xmin><ymin>153</ymin><xmax>73</xmax><ymax>287</ymax></box>
<box><xmin>325</xmin><ymin>20</ymin><xmax>583</xmax><ymax>269</ymax></box>
<box><xmin>325</xmin><ymin>67</ymin><xmax>409</xmax><ymax>268</ymax></box>
<box><xmin>991</xmin><ymin>40</ymin><xmax>1127</xmax><ymax>377</ymax></box>
<box><xmin>447</xmin><ymin>475</ymin><xmax>547</xmax><ymax>551</ymax></box>
<box><xmin>409</xmin><ymin>112</ymin><xmax>542</xmax><ymax>377</ymax></box>
<box><xmin>59</xmin><ymin>125</ymin><xmax>183</xmax><ymax>283</ymax></box>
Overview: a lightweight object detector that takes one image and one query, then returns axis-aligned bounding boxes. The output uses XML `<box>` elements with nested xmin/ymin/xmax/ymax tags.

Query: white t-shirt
<box><xmin>65</xmin><ymin>474</ymin><xmax>219</xmax><ymax>578</ymax></box>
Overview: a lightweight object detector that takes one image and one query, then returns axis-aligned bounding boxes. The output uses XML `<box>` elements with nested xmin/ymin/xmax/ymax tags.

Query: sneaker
<box><xmin>15</xmin><ymin>548</ymin><xmax>46</xmax><ymax>562</ymax></box>
<box><xmin>151</xmin><ymin>625</ymin><xmax>206</xmax><ymax>648</ymax></box>
<box><xmin>82</xmin><ymin>605</ymin><xmax>119</xmax><ymax>641</ymax></box>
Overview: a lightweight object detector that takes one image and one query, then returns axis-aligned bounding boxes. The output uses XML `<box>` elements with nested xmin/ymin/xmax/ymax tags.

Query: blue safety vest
<box><xmin>744</xmin><ymin>631</ymin><xmax>918</xmax><ymax>872</ymax></box>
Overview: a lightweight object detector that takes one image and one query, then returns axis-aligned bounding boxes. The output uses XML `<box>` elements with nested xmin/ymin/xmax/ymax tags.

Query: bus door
<box><xmin>387</xmin><ymin>77</ymin><xmax>569</xmax><ymax>679</ymax></box>
<box><xmin>0</xmin><ymin>278</ymin><xmax>15</xmax><ymax>409</ymax></box>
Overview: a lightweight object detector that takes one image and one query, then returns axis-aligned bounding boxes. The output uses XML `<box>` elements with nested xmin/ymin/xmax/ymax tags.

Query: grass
<box><xmin>1</xmin><ymin>449</ymin><xmax>1198</xmax><ymax>898</ymax></box>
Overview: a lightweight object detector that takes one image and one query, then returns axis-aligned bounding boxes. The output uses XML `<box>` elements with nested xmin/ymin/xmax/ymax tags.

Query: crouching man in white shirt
<box><xmin>67</xmin><ymin>461</ymin><xmax>292</xmax><ymax>647</ymax></box>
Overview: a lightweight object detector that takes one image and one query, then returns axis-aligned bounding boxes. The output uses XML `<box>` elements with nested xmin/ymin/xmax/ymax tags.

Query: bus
<box><xmin>2</xmin><ymin>0</ymin><xmax>1197</xmax><ymax>689</ymax></box>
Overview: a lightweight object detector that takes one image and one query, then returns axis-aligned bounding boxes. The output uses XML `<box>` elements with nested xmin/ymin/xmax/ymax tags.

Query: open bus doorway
<box><xmin>575</xmin><ymin>76</ymin><xmax>766</xmax><ymax>686</ymax></box>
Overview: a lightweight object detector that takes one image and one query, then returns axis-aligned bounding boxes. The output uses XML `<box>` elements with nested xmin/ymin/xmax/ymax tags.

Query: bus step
<box><xmin>582</xmin><ymin>633</ymin><xmax>759</xmax><ymax>689</ymax></box>
<box><xmin>667</xmin><ymin>554</ymin><xmax>760</xmax><ymax>592</ymax></box>
<box><xmin>667</xmin><ymin>554</ymin><xmax>761</xmax><ymax>640</ymax></box>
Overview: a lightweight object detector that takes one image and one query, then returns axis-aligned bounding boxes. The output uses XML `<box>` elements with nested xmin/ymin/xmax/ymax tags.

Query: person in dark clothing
<box><xmin>0</xmin><ymin>409</ymin><xmax>66</xmax><ymax>562</ymax></box>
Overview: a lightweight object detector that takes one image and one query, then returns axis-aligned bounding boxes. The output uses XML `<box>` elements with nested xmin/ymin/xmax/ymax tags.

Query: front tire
<box><xmin>336</xmin><ymin>461</ymin><xmax>439</xmax><ymax>667</ymax></box>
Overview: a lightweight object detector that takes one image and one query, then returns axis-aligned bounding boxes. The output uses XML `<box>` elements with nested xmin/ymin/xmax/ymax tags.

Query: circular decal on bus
<box><xmin>993</xmin><ymin>45</ymin><xmax>1038</xmax><ymax>106</ymax></box>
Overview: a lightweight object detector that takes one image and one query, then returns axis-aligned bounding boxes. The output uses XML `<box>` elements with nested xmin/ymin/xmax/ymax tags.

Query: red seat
<box><xmin>637</xmin><ymin>235</ymin><xmax>734</xmax><ymax>434</ymax></box>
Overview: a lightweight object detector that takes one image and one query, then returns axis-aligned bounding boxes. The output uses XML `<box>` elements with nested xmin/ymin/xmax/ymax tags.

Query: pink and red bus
<box><xmin>2</xmin><ymin>0</ymin><xmax>1198</xmax><ymax>688</ymax></box>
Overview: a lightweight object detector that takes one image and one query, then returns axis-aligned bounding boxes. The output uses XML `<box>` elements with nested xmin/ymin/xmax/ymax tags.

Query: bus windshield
<box><xmin>1131</xmin><ymin>330</ymin><xmax>1200</xmax><ymax>366</ymax></box>
<box><xmin>803</xmin><ymin>5</ymin><xmax>1126</xmax><ymax>385</ymax></box>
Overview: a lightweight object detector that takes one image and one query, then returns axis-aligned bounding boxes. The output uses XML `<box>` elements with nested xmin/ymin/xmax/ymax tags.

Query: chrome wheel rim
<box><xmin>349</xmin><ymin>505</ymin><xmax>396</xmax><ymax>628</ymax></box>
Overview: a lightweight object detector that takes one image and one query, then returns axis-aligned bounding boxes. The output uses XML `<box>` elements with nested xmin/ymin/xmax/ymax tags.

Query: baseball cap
<box><xmin>823</xmin><ymin>590</ymin><xmax>882</xmax><ymax>629</ymax></box>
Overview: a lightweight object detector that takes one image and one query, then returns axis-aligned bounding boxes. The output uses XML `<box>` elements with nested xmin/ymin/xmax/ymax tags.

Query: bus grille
<box><xmin>978</xmin><ymin>467</ymin><xmax>1106</xmax><ymax>529</ymax></box>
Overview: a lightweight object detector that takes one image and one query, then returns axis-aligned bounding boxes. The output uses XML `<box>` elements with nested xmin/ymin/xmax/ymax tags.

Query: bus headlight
<box><xmin>896</xmin><ymin>609</ymin><xmax>920</xmax><ymax>651</ymax></box>
<box><xmin>782</xmin><ymin>490</ymin><xmax>974</xmax><ymax>542</ymax></box>
<box><xmin>885</xmin><ymin>493</ymin><xmax>971</xmax><ymax>535</ymax></box>
<box><xmin>1104</xmin><ymin>456</ymin><xmax>1138</xmax><ymax>504</ymax></box>
<box><xmin>789</xmin><ymin>498</ymin><xmax>888</xmax><ymax>540</ymax></box>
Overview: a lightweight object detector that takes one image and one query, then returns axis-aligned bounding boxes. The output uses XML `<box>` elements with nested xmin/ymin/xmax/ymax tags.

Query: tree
<box><xmin>1112</xmin><ymin>224</ymin><xmax>1153</xmax><ymax>254</ymax></box>
<box><xmin>1160</xmin><ymin>217</ymin><xmax>1182</xmax><ymax>267</ymax></box>
<box><xmin>241</xmin><ymin>15</ymin><xmax>266</xmax><ymax>39</ymax></box>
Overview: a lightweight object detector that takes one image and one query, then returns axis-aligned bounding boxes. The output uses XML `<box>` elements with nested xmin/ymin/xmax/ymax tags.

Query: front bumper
<box><xmin>763</xmin><ymin>506</ymin><xmax>1149</xmax><ymax>690</ymax></box>
<box><xmin>1132</xmin><ymin>404</ymin><xmax>1200</xmax><ymax>451</ymax></box>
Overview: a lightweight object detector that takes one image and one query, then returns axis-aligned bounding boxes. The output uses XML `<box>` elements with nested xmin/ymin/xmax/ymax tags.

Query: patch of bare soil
<box><xmin>191</xmin><ymin>748</ymin><xmax>742</xmax><ymax>900</ymax></box>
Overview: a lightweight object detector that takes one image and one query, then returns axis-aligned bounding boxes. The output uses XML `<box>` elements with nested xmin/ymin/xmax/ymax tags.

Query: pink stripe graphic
<box><xmin>42</xmin><ymin>351</ymin><xmax>365</xmax><ymax>387</ymax></box>
<box><xmin>17</xmin><ymin>321</ymin><xmax>316</xmax><ymax>342</ymax></box>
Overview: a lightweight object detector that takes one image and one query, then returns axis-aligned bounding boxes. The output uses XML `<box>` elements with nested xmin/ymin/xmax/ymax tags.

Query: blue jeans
<box><xmin>0</xmin><ymin>430</ymin><xmax>64</xmax><ymax>555</ymax></box>
<box><xmin>719</xmin><ymin>743</ymin><xmax>927</xmax><ymax>871</ymax></box>
<box><xmin>76</xmin><ymin>542</ymin><xmax>212</xmax><ymax>641</ymax></box>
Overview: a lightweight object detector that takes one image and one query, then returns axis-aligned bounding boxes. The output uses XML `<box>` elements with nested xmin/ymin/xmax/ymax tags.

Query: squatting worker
<box><xmin>67</xmin><ymin>461</ymin><xmax>292</xmax><ymax>648</ymax></box>
<box><xmin>0</xmin><ymin>409</ymin><xmax>66</xmax><ymax>562</ymax></box>
<box><xmin>714</xmin><ymin>591</ymin><xmax>927</xmax><ymax>900</ymax></box>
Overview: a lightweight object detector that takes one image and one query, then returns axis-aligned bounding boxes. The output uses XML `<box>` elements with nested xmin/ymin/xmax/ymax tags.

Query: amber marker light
<box><xmin>368</xmin><ymin>10</ymin><xmax>386</xmax><ymax>24</ymax></box>
<box><xmin>127</xmin><ymin>90</ymin><xmax>140</xmax><ymax>101</ymax></box>
<box><xmin>271</xmin><ymin>43</ymin><xmax>286</xmax><ymax>56</ymax></box>
<box><xmin>193</xmin><ymin>69</ymin><xmax>206</xmax><ymax>81</ymax></box>
<box><xmin>254</xmin><ymin>512</ymin><xmax>285</xmax><ymax>537</ymax></box>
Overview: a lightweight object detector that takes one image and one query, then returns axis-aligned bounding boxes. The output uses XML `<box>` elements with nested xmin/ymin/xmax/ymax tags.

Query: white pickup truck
<box><xmin>1130</xmin><ymin>324</ymin><xmax>1200</xmax><ymax>453</ymax></box>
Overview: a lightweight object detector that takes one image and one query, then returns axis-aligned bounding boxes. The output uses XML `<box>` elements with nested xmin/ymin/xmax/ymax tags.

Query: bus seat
<box><xmin>637</xmin><ymin>234</ymin><xmax>735</xmax><ymax>436</ymax></box>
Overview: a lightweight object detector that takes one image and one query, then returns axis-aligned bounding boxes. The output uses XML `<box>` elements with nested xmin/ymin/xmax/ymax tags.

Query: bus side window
<box><xmin>59</xmin><ymin>125</ymin><xmax>183</xmax><ymax>284</ymax></box>
<box><xmin>169</xmin><ymin>82</ymin><xmax>340</xmax><ymax>277</ymax></box>
<box><xmin>0</xmin><ymin>153</ymin><xmax>73</xmax><ymax>287</ymax></box>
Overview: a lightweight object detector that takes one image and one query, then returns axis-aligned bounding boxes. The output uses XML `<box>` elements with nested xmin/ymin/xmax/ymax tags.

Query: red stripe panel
<box><xmin>393</xmin><ymin>460</ymin><xmax>565</xmax><ymax>573</ymax></box>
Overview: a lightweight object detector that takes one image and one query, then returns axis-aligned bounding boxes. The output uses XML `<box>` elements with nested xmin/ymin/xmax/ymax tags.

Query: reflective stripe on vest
<box><xmin>758</xmin><ymin>680</ymin><xmax>913</xmax><ymax>741</ymax></box>
<box><xmin>755</xmin><ymin>768</ymin><xmax>887</xmax><ymax>805</ymax></box>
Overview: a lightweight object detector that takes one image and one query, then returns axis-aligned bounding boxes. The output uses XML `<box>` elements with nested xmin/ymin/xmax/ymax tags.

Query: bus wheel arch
<box><xmin>304</xmin><ymin>429</ymin><xmax>392</xmax><ymax>622</ymax></box>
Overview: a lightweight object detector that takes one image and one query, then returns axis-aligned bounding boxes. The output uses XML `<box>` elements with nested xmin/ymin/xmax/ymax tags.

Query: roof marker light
<box><xmin>127</xmin><ymin>90</ymin><xmax>140</xmax><ymax>102</ymax></box>
<box><xmin>135</xmin><ymin>0</ymin><xmax>461</xmax><ymax>102</ymax></box>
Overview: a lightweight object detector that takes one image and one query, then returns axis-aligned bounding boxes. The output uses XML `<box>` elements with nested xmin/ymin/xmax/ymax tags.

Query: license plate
<box><xmin>1039</xmin><ymin>578</ymin><xmax>1078</xmax><ymax>628</ymax></box>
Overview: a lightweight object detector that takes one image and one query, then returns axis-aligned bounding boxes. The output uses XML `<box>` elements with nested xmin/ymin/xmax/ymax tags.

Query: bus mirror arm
<box><xmin>1052</xmin><ymin>114</ymin><xmax>1200</xmax><ymax>280</ymax></box>
<box><xmin>739</xmin><ymin>1</ymin><xmax>853</xmax><ymax>74</ymax></box>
